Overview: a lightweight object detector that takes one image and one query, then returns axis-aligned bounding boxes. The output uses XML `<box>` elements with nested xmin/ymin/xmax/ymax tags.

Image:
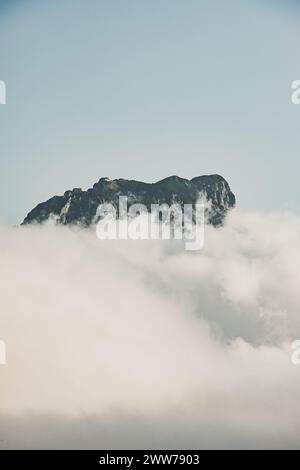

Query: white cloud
<box><xmin>0</xmin><ymin>209</ymin><xmax>300</xmax><ymax>449</ymax></box>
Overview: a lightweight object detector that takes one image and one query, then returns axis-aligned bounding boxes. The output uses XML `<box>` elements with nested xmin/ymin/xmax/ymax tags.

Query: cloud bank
<box><xmin>0</xmin><ymin>209</ymin><xmax>300</xmax><ymax>449</ymax></box>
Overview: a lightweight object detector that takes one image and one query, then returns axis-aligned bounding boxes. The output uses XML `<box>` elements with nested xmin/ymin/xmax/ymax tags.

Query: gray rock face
<box><xmin>22</xmin><ymin>175</ymin><xmax>236</xmax><ymax>227</ymax></box>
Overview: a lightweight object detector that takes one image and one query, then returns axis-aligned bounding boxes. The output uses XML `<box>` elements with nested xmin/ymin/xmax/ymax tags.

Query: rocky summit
<box><xmin>22</xmin><ymin>175</ymin><xmax>236</xmax><ymax>227</ymax></box>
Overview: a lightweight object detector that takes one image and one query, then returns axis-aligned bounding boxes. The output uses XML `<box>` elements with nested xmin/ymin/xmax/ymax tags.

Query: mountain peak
<box><xmin>22</xmin><ymin>174</ymin><xmax>236</xmax><ymax>227</ymax></box>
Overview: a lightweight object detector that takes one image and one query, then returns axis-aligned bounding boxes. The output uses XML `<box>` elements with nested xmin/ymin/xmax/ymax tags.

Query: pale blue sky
<box><xmin>0</xmin><ymin>0</ymin><xmax>300</xmax><ymax>224</ymax></box>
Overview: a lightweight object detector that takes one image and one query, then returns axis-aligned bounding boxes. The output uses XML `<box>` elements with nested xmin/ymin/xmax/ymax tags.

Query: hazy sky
<box><xmin>0</xmin><ymin>0</ymin><xmax>300</xmax><ymax>224</ymax></box>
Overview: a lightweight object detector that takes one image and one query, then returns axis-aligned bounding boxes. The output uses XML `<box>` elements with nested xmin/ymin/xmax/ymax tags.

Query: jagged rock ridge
<box><xmin>22</xmin><ymin>175</ymin><xmax>236</xmax><ymax>227</ymax></box>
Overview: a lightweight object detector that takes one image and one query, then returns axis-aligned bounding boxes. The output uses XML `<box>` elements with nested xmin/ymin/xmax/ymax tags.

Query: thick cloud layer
<box><xmin>0</xmin><ymin>209</ymin><xmax>300</xmax><ymax>449</ymax></box>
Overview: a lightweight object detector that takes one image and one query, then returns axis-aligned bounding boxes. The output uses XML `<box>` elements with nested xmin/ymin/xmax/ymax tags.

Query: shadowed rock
<box><xmin>22</xmin><ymin>175</ymin><xmax>236</xmax><ymax>227</ymax></box>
